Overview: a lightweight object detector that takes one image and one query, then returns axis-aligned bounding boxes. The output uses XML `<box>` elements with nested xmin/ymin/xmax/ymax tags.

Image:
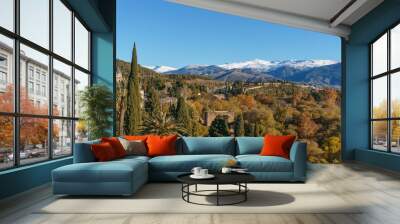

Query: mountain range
<box><xmin>144</xmin><ymin>59</ymin><xmax>341</xmax><ymax>87</ymax></box>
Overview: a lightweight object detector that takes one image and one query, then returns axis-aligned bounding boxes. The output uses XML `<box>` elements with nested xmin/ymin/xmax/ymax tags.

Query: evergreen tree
<box><xmin>254</xmin><ymin>122</ymin><xmax>261</xmax><ymax>136</ymax></box>
<box><xmin>208</xmin><ymin>115</ymin><xmax>229</xmax><ymax>137</ymax></box>
<box><xmin>244</xmin><ymin>122</ymin><xmax>255</xmax><ymax>136</ymax></box>
<box><xmin>175</xmin><ymin>95</ymin><xmax>192</xmax><ymax>135</ymax></box>
<box><xmin>124</xmin><ymin>43</ymin><xmax>142</xmax><ymax>134</ymax></box>
<box><xmin>233</xmin><ymin>114</ymin><xmax>245</xmax><ymax>136</ymax></box>
<box><xmin>145</xmin><ymin>87</ymin><xmax>161</xmax><ymax>117</ymax></box>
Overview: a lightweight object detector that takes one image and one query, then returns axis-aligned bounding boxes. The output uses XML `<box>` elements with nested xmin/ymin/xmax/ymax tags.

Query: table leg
<box><xmin>245</xmin><ymin>183</ymin><xmax>247</xmax><ymax>201</ymax></box>
<box><xmin>217</xmin><ymin>184</ymin><xmax>219</xmax><ymax>206</ymax></box>
<box><xmin>195</xmin><ymin>184</ymin><xmax>198</xmax><ymax>192</ymax></box>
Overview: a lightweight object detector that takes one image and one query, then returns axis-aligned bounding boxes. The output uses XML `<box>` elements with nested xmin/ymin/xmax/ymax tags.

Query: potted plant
<box><xmin>80</xmin><ymin>84</ymin><xmax>113</xmax><ymax>140</ymax></box>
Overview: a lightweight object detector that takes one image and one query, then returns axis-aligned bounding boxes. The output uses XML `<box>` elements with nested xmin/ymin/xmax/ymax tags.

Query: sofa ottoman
<box><xmin>52</xmin><ymin>155</ymin><xmax>148</xmax><ymax>196</ymax></box>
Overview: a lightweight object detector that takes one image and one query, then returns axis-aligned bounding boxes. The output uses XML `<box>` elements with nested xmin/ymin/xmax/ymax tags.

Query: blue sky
<box><xmin>117</xmin><ymin>0</ymin><xmax>341</xmax><ymax>68</ymax></box>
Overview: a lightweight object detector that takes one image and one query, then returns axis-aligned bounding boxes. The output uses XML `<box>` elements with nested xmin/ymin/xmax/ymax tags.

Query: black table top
<box><xmin>177</xmin><ymin>172</ymin><xmax>255</xmax><ymax>185</ymax></box>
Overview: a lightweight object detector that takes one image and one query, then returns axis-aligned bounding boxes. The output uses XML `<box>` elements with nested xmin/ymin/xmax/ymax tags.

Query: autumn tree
<box><xmin>0</xmin><ymin>85</ymin><xmax>55</xmax><ymax>152</ymax></box>
<box><xmin>297</xmin><ymin>113</ymin><xmax>319</xmax><ymax>139</ymax></box>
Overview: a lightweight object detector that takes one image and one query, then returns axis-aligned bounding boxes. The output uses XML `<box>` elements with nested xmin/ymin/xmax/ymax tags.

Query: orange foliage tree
<box><xmin>0</xmin><ymin>85</ymin><xmax>58</xmax><ymax>150</ymax></box>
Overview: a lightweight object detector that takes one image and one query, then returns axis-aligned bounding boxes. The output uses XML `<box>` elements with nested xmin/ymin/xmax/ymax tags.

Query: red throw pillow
<box><xmin>146</xmin><ymin>135</ymin><xmax>178</xmax><ymax>157</ymax></box>
<box><xmin>91</xmin><ymin>142</ymin><xmax>117</xmax><ymax>161</ymax></box>
<box><xmin>260</xmin><ymin>135</ymin><xmax>296</xmax><ymax>159</ymax></box>
<box><xmin>101</xmin><ymin>137</ymin><xmax>126</xmax><ymax>158</ymax></box>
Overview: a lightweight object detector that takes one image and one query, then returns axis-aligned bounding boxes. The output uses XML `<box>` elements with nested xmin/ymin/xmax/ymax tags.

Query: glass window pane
<box><xmin>74</xmin><ymin>18</ymin><xmax>89</xmax><ymax>70</ymax></box>
<box><xmin>392</xmin><ymin>24</ymin><xmax>400</xmax><ymax>70</ymax></box>
<box><xmin>391</xmin><ymin>120</ymin><xmax>400</xmax><ymax>153</ymax></box>
<box><xmin>53</xmin><ymin>119</ymin><xmax>72</xmax><ymax>157</ymax></box>
<box><xmin>0</xmin><ymin>0</ymin><xmax>14</xmax><ymax>31</ymax></box>
<box><xmin>391</xmin><ymin>72</ymin><xmax>400</xmax><ymax>118</ymax></box>
<box><xmin>0</xmin><ymin>116</ymin><xmax>14</xmax><ymax>170</ymax></box>
<box><xmin>20</xmin><ymin>44</ymin><xmax>49</xmax><ymax>115</ymax></box>
<box><xmin>372</xmin><ymin>76</ymin><xmax>387</xmax><ymax>119</ymax></box>
<box><xmin>20</xmin><ymin>0</ymin><xmax>49</xmax><ymax>49</ymax></box>
<box><xmin>0</xmin><ymin>34</ymin><xmax>14</xmax><ymax>112</ymax></box>
<box><xmin>372</xmin><ymin>121</ymin><xmax>388</xmax><ymax>151</ymax></box>
<box><xmin>74</xmin><ymin>69</ymin><xmax>89</xmax><ymax>118</ymax></box>
<box><xmin>53</xmin><ymin>59</ymin><xmax>72</xmax><ymax>117</ymax></box>
<box><xmin>75</xmin><ymin>120</ymin><xmax>88</xmax><ymax>143</ymax></box>
<box><xmin>20</xmin><ymin>117</ymin><xmax>49</xmax><ymax>165</ymax></box>
<box><xmin>53</xmin><ymin>0</ymin><xmax>72</xmax><ymax>60</ymax></box>
<box><xmin>372</xmin><ymin>33</ymin><xmax>387</xmax><ymax>76</ymax></box>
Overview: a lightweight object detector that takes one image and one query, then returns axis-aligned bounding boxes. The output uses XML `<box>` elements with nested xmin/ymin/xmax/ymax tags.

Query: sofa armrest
<box><xmin>73</xmin><ymin>140</ymin><xmax>100</xmax><ymax>163</ymax></box>
<box><xmin>289</xmin><ymin>141</ymin><xmax>307</xmax><ymax>182</ymax></box>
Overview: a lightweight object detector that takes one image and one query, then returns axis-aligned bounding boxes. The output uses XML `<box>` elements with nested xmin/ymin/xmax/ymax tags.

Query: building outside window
<box><xmin>0</xmin><ymin>0</ymin><xmax>91</xmax><ymax>170</ymax></box>
<box><xmin>0</xmin><ymin>54</ymin><xmax>7</xmax><ymax>88</ymax></box>
<box><xmin>28</xmin><ymin>81</ymin><xmax>34</xmax><ymax>94</ymax></box>
<box><xmin>28</xmin><ymin>66</ymin><xmax>34</xmax><ymax>80</ymax></box>
<box><xmin>41</xmin><ymin>85</ymin><xmax>46</xmax><ymax>97</ymax></box>
<box><xmin>371</xmin><ymin>23</ymin><xmax>400</xmax><ymax>154</ymax></box>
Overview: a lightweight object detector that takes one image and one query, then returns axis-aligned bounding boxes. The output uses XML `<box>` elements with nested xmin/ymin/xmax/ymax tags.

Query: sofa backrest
<box><xmin>179</xmin><ymin>137</ymin><xmax>235</xmax><ymax>155</ymax></box>
<box><xmin>73</xmin><ymin>139</ymin><xmax>100</xmax><ymax>163</ymax></box>
<box><xmin>235</xmin><ymin>137</ymin><xmax>264</xmax><ymax>155</ymax></box>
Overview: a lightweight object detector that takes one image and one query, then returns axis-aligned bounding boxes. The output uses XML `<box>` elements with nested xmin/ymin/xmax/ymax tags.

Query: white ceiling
<box><xmin>168</xmin><ymin>0</ymin><xmax>384</xmax><ymax>38</ymax></box>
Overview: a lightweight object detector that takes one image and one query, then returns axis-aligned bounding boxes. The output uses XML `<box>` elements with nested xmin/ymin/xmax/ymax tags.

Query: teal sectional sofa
<box><xmin>52</xmin><ymin>137</ymin><xmax>307</xmax><ymax>196</ymax></box>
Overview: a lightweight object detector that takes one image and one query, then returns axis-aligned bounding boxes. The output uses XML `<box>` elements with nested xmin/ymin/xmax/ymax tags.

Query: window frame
<box><xmin>370</xmin><ymin>21</ymin><xmax>400</xmax><ymax>154</ymax></box>
<box><xmin>0</xmin><ymin>0</ymin><xmax>92</xmax><ymax>171</ymax></box>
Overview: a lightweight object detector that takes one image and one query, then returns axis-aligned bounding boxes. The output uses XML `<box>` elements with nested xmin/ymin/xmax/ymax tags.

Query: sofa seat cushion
<box><xmin>53</xmin><ymin>159</ymin><xmax>147</xmax><ymax>183</ymax></box>
<box><xmin>149</xmin><ymin>154</ymin><xmax>235</xmax><ymax>172</ymax></box>
<box><xmin>236</xmin><ymin>155</ymin><xmax>293</xmax><ymax>172</ymax></box>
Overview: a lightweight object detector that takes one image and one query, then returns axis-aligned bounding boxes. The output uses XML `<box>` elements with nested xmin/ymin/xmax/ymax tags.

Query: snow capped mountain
<box><xmin>218</xmin><ymin>59</ymin><xmax>337</xmax><ymax>71</ymax></box>
<box><xmin>144</xmin><ymin>59</ymin><xmax>341</xmax><ymax>86</ymax></box>
<box><xmin>143</xmin><ymin>65</ymin><xmax>177</xmax><ymax>73</ymax></box>
<box><xmin>218</xmin><ymin>59</ymin><xmax>276</xmax><ymax>70</ymax></box>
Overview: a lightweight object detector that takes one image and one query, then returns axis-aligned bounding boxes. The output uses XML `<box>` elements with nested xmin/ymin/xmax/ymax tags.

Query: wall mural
<box><xmin>116</xmin><ymin>43</ymin><xmax>341</xmax><ymax>163</ymax></box>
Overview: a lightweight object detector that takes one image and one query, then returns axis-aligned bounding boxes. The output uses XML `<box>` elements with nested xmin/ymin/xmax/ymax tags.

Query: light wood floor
<box><xmin>1</xmin><ymin>162</ymin><xmax>400</xmax><ymax>224</ymax></box>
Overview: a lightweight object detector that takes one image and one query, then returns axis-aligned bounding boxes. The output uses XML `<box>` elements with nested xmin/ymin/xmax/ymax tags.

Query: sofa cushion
<box><xmin>260</xmin><ymin>135</ymin><xmax>296</xmax><ymax>159</ymax></box>
<box><xmin>101</xmin><ymin>137</ymin><xmax>127</xmax><ymax>158</ymax></box>
<box><xmin>149</xmin><ymin>154</ymin><xmax>235</xmax><ymax>172</ymax></box>
<box><xmin>236</xmin><ymin>137</ymin><xmax>264</xmax><ymax>155</ymax></box>
<box><xmin>236</xmin><ymin>155</ymin><xmax>293</xmax><ymax>172</ymax></box>
<box><xmin>53</xmin><ymin>158</ymin><xmax>147</xmax><ymax>183</ymax></box>
<box><xmin>91</xmin><ymin>142</ymin><xmax>118</xmax><ymax>161</ymax></box>
<box><xmin>147</xmin><ymin>135</ymin><xmax>178</xmax><ymax>157</ymax></box>
<box><xmin>180</xmin><ymin>137</ymin><xmax>235</xmax><ymax>155</ymax></box>
<box><xmin>119</xmin><ymin>138</ymin><xmax>147</xmax><ymax>156</ymax></box>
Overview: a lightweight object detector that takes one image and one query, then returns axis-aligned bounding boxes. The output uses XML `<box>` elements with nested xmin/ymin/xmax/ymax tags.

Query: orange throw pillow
<box><xmin>101</xmin><ymin>137</ymin><xmax>126</xmax><ymax>158</ymax></box>
<box><xmin>124</xmin><ymin>135</ymin><xmax>148</xmax><ymax>141</ymax></box>
<box><xmin>146</xmin><ymin>135</ymin><xmax>178</xmax><ymax>157</ymax></box>
<box><xmin>91</xmin><ymin>142</ymin><xmax>117</xmax><ymax>161</ymax></box>
<box><xmin>260</xmin><ymin>135</ymin><xmax>296</xmax><ymax>159</ymax></box>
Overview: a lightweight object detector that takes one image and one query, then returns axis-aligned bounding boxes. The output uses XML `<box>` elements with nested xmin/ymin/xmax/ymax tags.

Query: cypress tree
<box><xmin>145</xmin><ymin>87</ymin><xmax>161</xmax><ymax>117</ymax></box>
<box><xmin>124</xmin><ymin>43</ymin><xmax>142</xmax><ymax>134</ymax></box>
<box><xmin>175</xmin><ymin>95</ymin><xmax>191</xmax><ymax>134</ymax></box>
<box><xmin>233</xmin><ymin>114</ymin><xmax>245</xmax><ymax>136</ymax></box>
<box><xmin>208</xmin><ymin>115</ymin><xmax>229</xmax><ymax>137</ymax></box>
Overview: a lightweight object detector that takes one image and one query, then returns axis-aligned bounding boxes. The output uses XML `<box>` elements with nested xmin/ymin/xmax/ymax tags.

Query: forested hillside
<box><xmin>117</xmin><ymin>55</ymin><xmax>341</xmax><ymax>163</ymax></box>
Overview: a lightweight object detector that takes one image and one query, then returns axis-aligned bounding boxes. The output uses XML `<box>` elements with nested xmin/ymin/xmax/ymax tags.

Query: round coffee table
<box><xmin>177</xmin><ymin>173</ymin><xmax>255</xmax><ymax>206</ymax></box>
